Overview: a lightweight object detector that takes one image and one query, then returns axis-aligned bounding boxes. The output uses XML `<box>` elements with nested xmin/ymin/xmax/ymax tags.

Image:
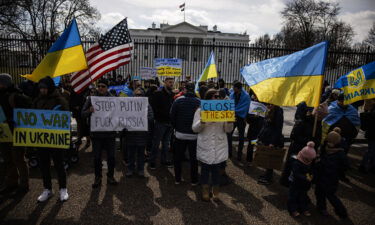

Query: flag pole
<box><xmin>312</xmin><ymin>41</ymin><xmax>329</xmax><ymax>138</ymax></box>
<box><xmin>184</xmin><ymin>3</ymin><xmax>186</xmax><ymax>22</ymax></box>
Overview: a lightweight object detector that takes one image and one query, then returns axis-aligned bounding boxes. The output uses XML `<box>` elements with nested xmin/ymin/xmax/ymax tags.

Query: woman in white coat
<box><xmin>192</xmin><ymin>89</ymin><xmax>234</xmax><ymax>201</ymax></box>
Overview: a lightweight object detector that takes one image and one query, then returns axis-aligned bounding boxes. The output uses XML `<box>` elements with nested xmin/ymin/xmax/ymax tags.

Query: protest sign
<box><xmin>248</xmin><ymin>101</ymin><xmax>267</xmax><ymax>117</ymax></box>
<box><xmin>0</xmin><ymin>106</ymin><xmax>6</xmax><ymax>123</ymax></box>
<box><xmin>140</xmin><ymin>67</ymin><xmax>157</xmax><ymax>79</ymax></box>
<box><xmin>0</xmin><ymin>106</ymin><xmax>12</xmax><ymax>143</ymax></box>
<box><xmin>200</xmin><ymin>100</ymin><xmax>235</xmax><ymax>122</ymax></box>
<box><xmin>0</xmin><ymin>123</ymin><xmax>12</xmax><ymax>142</ymax></box>
<box><xmin>90</xmin><ymin>97</ymin><xmax>148</xmax><ymax>132</ymax></box>
<box><xmin>154</xmin><ymin>58</ymin><xmax>182</xmax><ymax>76</ymax></box>
<box><xmin>13</xmin><ymin>109</ymin><xmax>71</xmax><ymax>149</ymax></box>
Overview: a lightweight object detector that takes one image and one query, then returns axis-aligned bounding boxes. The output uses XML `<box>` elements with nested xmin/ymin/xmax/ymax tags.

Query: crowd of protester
<box><xmin>0</xmin><ymin>72</ymin><xmax>374</xmax><ymax>219</ymax></box>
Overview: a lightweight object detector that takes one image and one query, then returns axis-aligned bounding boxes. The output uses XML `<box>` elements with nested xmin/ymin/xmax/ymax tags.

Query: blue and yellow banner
<box><xmin>241</xmin><ymin>42</ymin><xmax>328</xmax><ymax>107</ymax></box>
<box><xmin>13</xmin><ymin>109</ymin><xmax>71</xmax><ymax>149</ymax></box>
<box><xmin>334</xmin><ymin>61</ymin><xmax>375</xmax><ymax>105</ymax></box>
<box><xmin>154</xmin><ymin>58</ymin><xmax>182</xmax><ymax>76</ymax></box>
<box><xmin>195</xmin><ymin>51</ymin><xmax>218</xmax><ymax>96</ymax></box>
<box><xmin>200</xmin><ymin>100</ymin><xmax>235</xmax><ymax>122</ymax></box>
<box><xmin>22</xmin><ymin>19</ymin><xmax>87</xmax><ymax>82</ymax></box>
<box><xmin>0</xmin><ymin>106</ymin><xmax>12</xmax><ymax>143</ymax></box>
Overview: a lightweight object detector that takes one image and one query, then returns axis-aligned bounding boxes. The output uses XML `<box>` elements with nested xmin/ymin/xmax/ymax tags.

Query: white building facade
<box><xmin>128</xmin><ymin>22</ymin><xmax>250</xmax><ymax>82</ymax></box>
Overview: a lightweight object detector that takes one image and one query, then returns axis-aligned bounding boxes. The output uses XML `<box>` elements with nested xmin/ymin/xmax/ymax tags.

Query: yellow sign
<box><xmin>0</xmin><ymin>123</ymin><xmax>12</xmax><ymax>142</ymax></box>
<box><xmin>13</xmin><ymin>128</ymin><xmax>70</xmax><ymax>149</ymax></box>
<box><xmin>201</xmin><ymin>110</ymin><xmax>235</xmax><ymax>122</ymax></box>
<box><xmin>156</xmin><ymin>66</ymin><xmax>182</xmax><ymax>76</ymax></box>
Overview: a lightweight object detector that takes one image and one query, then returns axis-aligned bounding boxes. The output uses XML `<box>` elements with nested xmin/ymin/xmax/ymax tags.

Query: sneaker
<box><xmin>122</xmin><ymin>160</ymin><xmax>129</xmax><ymax>167</ymax></box>
<box><xmin>59</xmin><ymin>188</ymin><xmax>69</xmax><ymax>202</ymax></box>
<box><xmin>107</xmin><ymin>177</ymin><xmax>118</xmax><ymax>185</ymax></box>
<box><xmin>149</xmin><ymin>163</ymin><xmax>156</xmax><ymax>170</ymax></box>
<box><xmin>303</xmin><ymin>211</ymin><xmax>311</xmax><ymax>217</ymax></box>
<box><xmin>92</xmin><ymin>177</ymin><xmax>102</xmax><ymax>189</ymax></box>
<box><xmin>161</xmin><ymin>161</ymin><xmax>173</xmax><ymax>168</ymax></box>
<box><xmin>37</xmin><ymin>189</ymin><xmax>53</xmax><ymax>202</ymax></box>
<box><xmin>125</xmin><ymin>171</ymin><xmax>134</xmax><ymax>177</ymax></box>
<box><xmin>257</xmin><ymin>178</ymin><xmax>272</xmax><ymax>185</ymax></box>
<box><xmin>175</xmin><ymin>181</ymin><xmax>181</xmax><ymax>185</ymax></box>
<box><xmin>291</xmin><ymin>211</ymin><xmax>300</xmax><ymax>218</ymax></box>
<box><xmin>191</xmin><ymin>182</ymin><xmax>199</xmax><ymax>186</ymax></box>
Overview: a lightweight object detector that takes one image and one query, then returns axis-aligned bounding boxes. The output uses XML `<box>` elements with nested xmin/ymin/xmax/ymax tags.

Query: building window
<box><xmin>218</xmin><ymin>58</ymin><xmax>222</xmax><ymax>63</ymax></box>
<box><xmin>144</xmin><ymin>55</ymin><xmax>148</xmax><ymax>60</ymax></box>
<box><xmin>229</xmin><ymin>59</ymin><xmax>232</xmax><ymax>64</ymax></box>
<box><xmin>134</xmin><ymin>55</ymin><xmax>137</xmax><ymax>59</ymax></box>
<box><xmin>145</xmin><ymin>43</ymin><xmax>148</xmax><ymax>49</ymax></box>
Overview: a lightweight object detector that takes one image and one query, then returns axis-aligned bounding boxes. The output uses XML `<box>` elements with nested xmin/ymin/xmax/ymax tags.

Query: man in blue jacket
<box><xmin>229</xmin><ymin>81</ymin><xmax>250</xmax><ymax>161</ymax></box>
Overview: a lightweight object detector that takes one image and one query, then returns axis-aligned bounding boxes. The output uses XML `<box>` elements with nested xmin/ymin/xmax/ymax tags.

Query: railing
<box><xmin>1</xmin><ymin>36</ymin><xmax>374</xmax><ymax>86</ymax></box>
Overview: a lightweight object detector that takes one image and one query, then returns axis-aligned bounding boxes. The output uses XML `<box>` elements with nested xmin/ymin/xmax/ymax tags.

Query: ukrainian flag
<box><xmin>195</xmin><ymin>51</ymin><xmax>218</xmax><ymax>96</ymax></box>
<box><xmin>22</xmin><ymin>19</ymin><xmax>87</xmax><ymax>82</ymax></box>
<box><xmin>334</xmin><ymin>61</ymin><xmax>375</xmax><ymax>105</ymax></box>
<box><xmin>241</xmin><ymin>41</ymin><xmax>328</xmax><ymax>107</ymax></box>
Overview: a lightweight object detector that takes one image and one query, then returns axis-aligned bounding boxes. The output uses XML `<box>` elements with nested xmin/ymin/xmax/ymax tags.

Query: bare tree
<box><xmin>364</xmin><ymin>22</ymin><xmax>375</xmax><ymax>47</ymax></box>
<box><xmin>280</xmin><ymin>0</ymin><xmax>354</xmax><ymax>49</ymax></box>
<box><xmin>0</xmin><ymin>0</ymin><xmax>100</xmax><ymax>62</ymax></box>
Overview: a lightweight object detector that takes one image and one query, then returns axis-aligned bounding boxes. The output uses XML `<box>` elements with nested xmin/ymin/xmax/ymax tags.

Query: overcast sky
<box><xmin>90</xmin><ymin>0</ymin><xmax>375</xmax><ymax>43</ymax></box>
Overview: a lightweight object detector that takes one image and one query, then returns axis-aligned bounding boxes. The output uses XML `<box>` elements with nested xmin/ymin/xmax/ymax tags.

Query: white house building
<box><xmin>127</xmin><ymin>22</ymin><xmax>250</xmax><ymax>82</ymax></box>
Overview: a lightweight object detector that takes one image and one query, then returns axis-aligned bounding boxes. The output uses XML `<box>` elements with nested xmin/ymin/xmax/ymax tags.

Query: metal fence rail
<box><xmin>1</xmin><ymin>36</ymin><xmax>374</xmax><ymax>86</ymax></box>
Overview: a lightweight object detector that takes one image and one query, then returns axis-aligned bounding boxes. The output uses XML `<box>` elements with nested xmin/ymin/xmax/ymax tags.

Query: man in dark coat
<box><xmin>0</xmin><ymin>73</ymin><xmax>31</xmax><ymax>196</ymax></box>
<box><xmin>82</xmin><ymin>79</ymin><xmax>118</xmax><ymax>188</ymax></box>
<box><xmin>149</xmin><ymin>77</ymin><xmax>175</xmax><ymax>169</ymax></box>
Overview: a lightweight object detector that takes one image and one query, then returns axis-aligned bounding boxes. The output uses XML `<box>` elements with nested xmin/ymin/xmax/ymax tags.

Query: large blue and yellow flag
<box><xmin>334</xmin><ymin>61</ymin><xmax>375</xmax><ymax>105</ymax></box>
<box><xmin>241</xmin><ymin>41</ymin><xmax>328</xmax><ymax>107</ymax></box>
<box><xmin>22</xmin><ymin>19</ymin><xmax>87</xmax><ymax>82</ymax></box>
<box><xmin>195</xmin><ymin>51</ymin><xmax>218</xmax><ymax>96</ymax></box>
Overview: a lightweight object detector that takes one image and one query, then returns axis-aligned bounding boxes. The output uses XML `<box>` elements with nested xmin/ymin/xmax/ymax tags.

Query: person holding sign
<box><xmin>0</xmin><ymin>73</ymin><xmax>31</xmax><ymax>196</ymax></box>
<box><xmin>33</xmin><ymin>77</ymin><xmax>69</xmax><ymax>202</ymax></box>
<box><xmin>192</xmin><ymin>89</ymin><xmax>233</xmax><ymax>201</ymax></box>
<box><xmin>257</xmin><ymin>104</ymin><xmax>284</xmax><ymax>185</ymax></box>
<box><xmin>82</xmin><ymin>79</ymin><xmax>118</xmax><ymax>188</ymax></box>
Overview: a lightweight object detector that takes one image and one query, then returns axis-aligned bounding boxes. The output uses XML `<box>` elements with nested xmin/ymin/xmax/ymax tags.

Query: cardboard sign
<box><xmin>13</xmin><ymin>109</ymin><xmax>71</xmax><ymax>149</ymax></box>
<box><xmin>0</xmin><ymin>123</ymin><xmax>12</xmax><ymax>142</ymax></box>
<box><xmin>140</xmin><ymin>67</ymin><xmax>157</xmax><ymax>79</ymax></box>
<box><xmin>200</xmin><ymin>100</ymin><xmax>235</xmax><ymax>122</ymax></box>
<box><xmin>154</xmin><ymin>58</ymin><xmax>182</xmax><ymax>76</ymax></box>
<box><xmin>248</xmin><ymin>101</ymin><xmax>267</xmax><ymax>117</ymax></box>
<box><xmin>90</xmin><ymin>97</ymin><xmax>148</xmax><ymax>132</ymax></box>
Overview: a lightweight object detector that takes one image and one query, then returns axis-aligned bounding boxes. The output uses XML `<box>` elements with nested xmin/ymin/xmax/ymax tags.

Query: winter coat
<box><xmin>125</xmin><ymin>104</ymin><xmax>154</xmax><ymax>146</ymax></box>
<box><xmin>246</xmin><ymin>114</ymin><xmax>264</xmax><ymax>140</ymax></box>
<box><xmin>81</xmin><ymin>92</ymin><xmax>116</xmax><ymax>138</ymax></box>
<box><xmin>258</xmin><ymin>106</ymin><xmax>284</xmax><ymax>147</ymax></box>
<box><xmin>289</xmin><ymin>116</ymin><xmax>322</xmax><ymax>155</ymax></box>
<box><xmin>150</xmin><ymin>87</ymin><xmax>174</xmax><ymax>123</ymax></box>
<box><xmin>230</xmin><ymin>89</ymin><xmax>250</xmax><ymax>118</ymax></box>
<box><xmin>289</xmin><ymin>160</ymin><xmax>313</xmax><ymax>191</ymax></box>
<box><xmin>360</xmin><ymin>108</ymin><xmax>375</xmax><ymax>140</ymax></box>
<box><xmin>33</xmin><ymin>89</ymin><xmax>69</xmax><ymax>111</ymax></box>
<box><xmin>170</xmin><ymin>92</ymin><xmax>200</xmax><ymax>135</ymax></box>
<box><xmin>192</xmin><ymin>108</ymin><xmax>233</xmax><ymax>164</ymax></box>
<box><xmin>314</xmin><ymin>148</ymin><xmax>349</xmax><ymax>192</ymax></box>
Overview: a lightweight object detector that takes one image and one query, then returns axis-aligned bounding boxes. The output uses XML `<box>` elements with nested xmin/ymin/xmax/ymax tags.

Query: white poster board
<box><xmin>90</xmin><ymin>97</ymin><xmax>148</xmax><ymax>131</ymax></box>
<box><xmin>140</xmin><ymin>67</ymin><xmax>157</xmax><ymax>79</ymax></box>
<box><xmin>248</xmin><ymin>101</ymin><xmax>267</xmax><ymax>117</ymax></box>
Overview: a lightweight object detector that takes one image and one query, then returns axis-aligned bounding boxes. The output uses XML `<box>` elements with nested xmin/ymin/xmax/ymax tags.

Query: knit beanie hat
<box><xmin>297</xmin><ymin>141</ymin><xmax>317</xmax><ymax>165</ymax></box>
<box><xmin>326</xmin><ymin>127</ymin><xmax>341</xmax><ymax>147</ymax></box>
<box><xmin>0</xmin><ymin>73</ymin><xmax>12</xmax><ymax>88</ymax></box>
<box><xmin>38</xmin><ymin>76</ymin><xmax>56</xmax><ymax>94</ymax></box>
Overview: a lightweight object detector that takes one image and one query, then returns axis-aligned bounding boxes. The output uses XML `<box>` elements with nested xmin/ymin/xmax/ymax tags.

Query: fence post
<box><xmin>154</xmin><ymin>35</ymin><xmax>158</xmax><ymax>58</ymax></box>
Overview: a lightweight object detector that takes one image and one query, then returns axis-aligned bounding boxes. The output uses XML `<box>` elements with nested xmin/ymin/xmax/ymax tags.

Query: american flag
<box><xmin>71</xmin><ymin>18</ymin><xmax>133</xmax><ymax>93</ymax></box>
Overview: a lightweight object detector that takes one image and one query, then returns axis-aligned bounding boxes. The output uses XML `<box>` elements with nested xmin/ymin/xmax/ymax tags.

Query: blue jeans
<box><xmin>150</xmin><ymin>121</ymin><xmax>172</xmax><ymax>164</ymax></box>
<box><xmin>361</xmin><ymin>140</ymin><xmax>375</xmax><ymax>170</ymax></box>
<box><xmin>127</xmin><ymin>144</ymin><xmax>145</xmax><ymax>173</ymax></box>
<box><xmin>200</xmin><ymin>163</ymin><xmax>220</xmax><ymax>186</ymax></box>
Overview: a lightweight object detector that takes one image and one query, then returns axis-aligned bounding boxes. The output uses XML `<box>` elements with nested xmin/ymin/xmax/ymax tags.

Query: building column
<box><xmin>175</xmin><ymin>37</ymin><xmax>179</xmax><ymax>58</ymax></box>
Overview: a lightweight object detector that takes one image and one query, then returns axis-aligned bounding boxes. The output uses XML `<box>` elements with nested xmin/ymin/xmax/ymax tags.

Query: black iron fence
<box><xmin>1</xmin><ymin>35</ymin><xmax>374</xmax><ymax>86</ymax></box>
